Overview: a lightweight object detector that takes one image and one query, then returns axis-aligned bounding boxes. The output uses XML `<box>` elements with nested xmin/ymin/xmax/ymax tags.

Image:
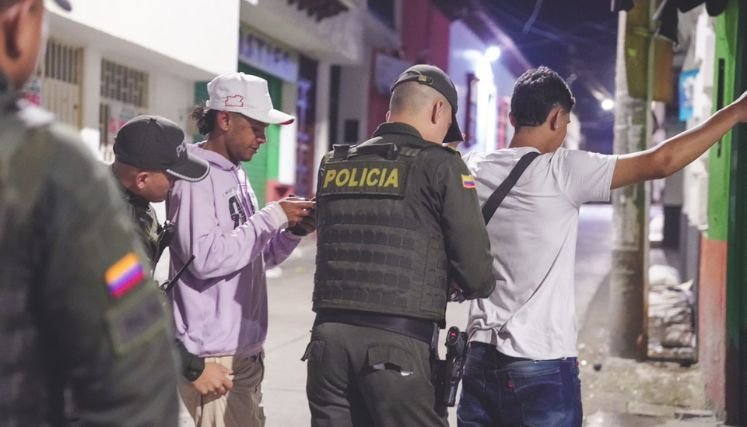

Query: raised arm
<box><xmin>611</xmin><ymin>91</ymin><xmax>747</xmax><ymax>190</ymax></box>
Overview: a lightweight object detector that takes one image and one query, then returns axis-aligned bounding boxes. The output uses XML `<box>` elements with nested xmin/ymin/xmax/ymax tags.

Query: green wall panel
<box><xmin>707</xmin><ymin>4</ymin><xmax>740</xmax><ymax>241</ymax></box>
<box><xmin>721</xmin><ymin>0</ymin><xmax>747</xmax><ymax>422</ymax></box>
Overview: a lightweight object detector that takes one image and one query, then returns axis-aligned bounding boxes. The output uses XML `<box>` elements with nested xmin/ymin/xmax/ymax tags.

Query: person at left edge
<box><xmin>112</xmin><ymin>115</ymin><xmax>238</xmax><ymax>398</ymax></box>
<box><xmin>0</xmin><ymin>0</ymin><xmax>178</xmax><ymax>425</ymax></box>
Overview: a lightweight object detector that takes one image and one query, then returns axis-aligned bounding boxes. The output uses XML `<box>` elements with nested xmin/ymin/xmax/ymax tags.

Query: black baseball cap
<box><xmin>114</xmin><ymin>115</ymin><xmax>209</xmax><ymax>182</ymax></box>
<box><xmin>391</xmin><ymin>64</ymin><xmax>463</xmax><ymax>143</ymax></box>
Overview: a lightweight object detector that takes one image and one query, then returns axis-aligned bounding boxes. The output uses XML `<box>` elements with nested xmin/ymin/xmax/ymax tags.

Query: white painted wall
<box><xmin>149</xmin><ymin>71</ymin><xmax>196</xmax><ymax>130</ymax></box>
<box><xmin>682</xmin><ymin>7</ymin><xmax>715</xmax><ymax>230</ymax></box>
<box><xmin>74</xmin><ymin>46</ymin><xmax>194</xmax><ymax>158</ymax></box>
<box><xmin>449</xmin><ymin>20</ymin><xmax>518</xmax><ymax>154</ymax></box>
<box><xmin>48</xmin><ymin>0</ymin><xmax>239</xmax><ymax>78</ymax></box>
<box><xmin>449</xmin><ymin>21</ymin><xmax>516</xmax><ymax>151</ymax></box>
<box><xmin>240</xmin><ymin>0</ymin><xmax>363</xmax><ymax>65</ymax></box>
<box><xmin>449</xmin><ymin>22</ymin><xmax>485</xmax><ymax>129</ymax></box>
<box><xmin>80</xmin><ymin>47</ymin><xmax>102</xmax><ymax>131</ymax></box>
<box><xmin>336</xmin><ymin>20</ymin><xmax>401</xmax><ymax>147</ymax></box>
<box><xmin>313</xmin><ymin>62</ymin><xmax>331</xmax><ymax>190</ymax></box>
<box><xmin>338</xmin><ymin>64</ymin><xmax>371</xmax><ymax>144</ymax></box>
<box><xmin>279</xmin><ymin>80</ymin><xmax>299</xmax><ymax>186</ymax></box>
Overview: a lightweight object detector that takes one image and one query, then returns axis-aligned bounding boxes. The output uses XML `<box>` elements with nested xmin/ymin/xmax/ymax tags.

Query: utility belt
<box><xmin>314</xmin><ymin>309</ymin><xmax>439</xmax><ymax>348</ymax></box>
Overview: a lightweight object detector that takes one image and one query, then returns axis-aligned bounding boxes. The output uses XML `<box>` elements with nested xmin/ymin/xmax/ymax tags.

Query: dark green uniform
<box><xmin>0</xmin><ymin>74</ymin><xmax>178</xmax><ymax>426</ymax></box>
<box><xmin>119</xmin><ymin>185</ymin><xmax>161</xmax><ymax>264</ymax></box>
<box><xmin>306</xmin><ymin>122</ymin><xmax>495</xmax><ymax>426</ymax></box>
<box><xmin>116</xmin><ymin>179</ymin><xmax>206</xmax><ymax>382</ymax></box>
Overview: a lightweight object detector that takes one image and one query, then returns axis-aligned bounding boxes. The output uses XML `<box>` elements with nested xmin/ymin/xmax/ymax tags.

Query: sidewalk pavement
<box><xmin>578</xmin><ymin>205</ymin><xmax>722</xmax><ymax>427</ymax></box>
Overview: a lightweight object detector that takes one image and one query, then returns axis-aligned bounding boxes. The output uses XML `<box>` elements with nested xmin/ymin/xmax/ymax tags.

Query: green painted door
<box><xmin>238</xmin><ymin>64</ymin><xmax>282</xmax><ymax>208</ymax></box>
<box><xmin>719</xmin><ymin>1</ymin><xmax>747</xmax><ymax>423</ymax></box>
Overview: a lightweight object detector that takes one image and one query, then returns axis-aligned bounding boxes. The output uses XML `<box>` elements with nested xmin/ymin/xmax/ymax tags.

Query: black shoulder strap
<box><xmin>482</xmin><ymin>151</ymin><xmax>541</xmax><ymax>224</ymax></box>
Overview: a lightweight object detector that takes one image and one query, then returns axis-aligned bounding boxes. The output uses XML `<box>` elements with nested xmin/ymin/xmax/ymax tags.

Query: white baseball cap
<box><xmin>205</xmin><ymin>72</ymin><xmax>294</xmax><ymax>125</ymax></box>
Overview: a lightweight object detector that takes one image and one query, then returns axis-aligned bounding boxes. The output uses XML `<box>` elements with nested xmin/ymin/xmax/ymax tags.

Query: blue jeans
<box><xmin>457</xmin><ymin>343</ymin><xmax>582</xmax><ymax>427</ymax></box>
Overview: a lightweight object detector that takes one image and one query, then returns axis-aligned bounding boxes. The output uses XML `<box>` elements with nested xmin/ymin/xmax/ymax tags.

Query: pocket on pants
<box><xmin>509</xmin><ymin>365</ymin><xmax>568</xmax><ymax>426</ymax></box>
<box><xmin>366</xmin><ymin>345</ymin><xmax>414</xmax><ymax>375</ymax></box>
<box><xmin>301</xmin><ymin>339</ymin><xmax>325</xmax><ymax>363</ymax></box>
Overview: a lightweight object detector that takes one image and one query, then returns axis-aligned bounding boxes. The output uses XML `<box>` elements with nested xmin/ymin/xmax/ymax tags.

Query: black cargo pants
<box><xmin>303</xmin><ymin>322</ymin><xmax>448</xmax><ymax>427</ymax></box>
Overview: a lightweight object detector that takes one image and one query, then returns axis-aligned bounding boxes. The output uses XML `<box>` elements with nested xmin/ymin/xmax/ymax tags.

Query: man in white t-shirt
<box><xmin>457</xmin><ymin>66</ymin><xmax>747</xmax><ymax>427</ymax></box>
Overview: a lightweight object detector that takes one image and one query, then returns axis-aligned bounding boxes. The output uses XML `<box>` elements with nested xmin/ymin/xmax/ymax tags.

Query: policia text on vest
<box><xmin>321</xmin><ymin>161</ymin><xmax>407</xmax><ymax>197</ymax></box>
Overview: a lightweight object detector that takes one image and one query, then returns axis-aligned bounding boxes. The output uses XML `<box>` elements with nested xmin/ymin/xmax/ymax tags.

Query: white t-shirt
<box><xmin>463</xmin><ymin>147</ymin><xmax>617</xmax><ymax>359</ymax></box>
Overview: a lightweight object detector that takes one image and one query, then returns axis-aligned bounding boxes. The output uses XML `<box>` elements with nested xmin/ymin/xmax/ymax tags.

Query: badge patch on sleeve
<box><xmin>106</xmin><ymin>286</ymin><xmax>167</xmax><ymax>355</ymax></box>
<box><xmin>461</xmin><ymin>174</ymin><xmax>476</xmax><ymax>189</ymax></box>
<box><xmin>105</xmin><ymin>252</ymin><xmax>145</xmax><ymax>298</ymax></box>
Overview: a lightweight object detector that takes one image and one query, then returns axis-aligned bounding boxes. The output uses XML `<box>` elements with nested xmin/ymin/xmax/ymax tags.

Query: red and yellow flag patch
<box><xmin>461</xmin><ymin>174</ymin><xmax>476</xmax><ymax>189</ymax></box>
<box><xmin>105</xmin><ymin>252</ymin><xmax>144</xmax><ymax>298</ymax></box>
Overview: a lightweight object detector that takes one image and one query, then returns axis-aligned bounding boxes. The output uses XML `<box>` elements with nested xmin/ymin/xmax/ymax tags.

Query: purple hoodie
<box><xmin>167</xmin><ymin>143</ymin><xmax>301</xmax><ymax>358</ymax></box>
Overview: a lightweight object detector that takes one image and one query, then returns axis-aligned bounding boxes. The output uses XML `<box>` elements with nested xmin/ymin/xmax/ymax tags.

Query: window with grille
<box><xmin>29</xmin><ymin>39</ymin><xmax>84</xmax><ymax>128</ymax></box>
<box><xmin>99</xmin><ymin>60</ymin><xmax>149</xmax><ymax>162</ymax></box>
<box><xmin>100</xmin><ymin>59</ymin><xmax>149</xmax><ymax>107</ymax></box>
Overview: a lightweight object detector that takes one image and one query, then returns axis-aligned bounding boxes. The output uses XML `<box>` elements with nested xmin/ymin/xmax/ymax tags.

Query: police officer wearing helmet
<box><xmin>304</xmin><ymin>64</ymin><xmax>496</xmax><ymax>426</ymax></box>
<box><xmin>0</xmin><ymin>0</ymin><xmax>178</xmax><ymax>425</ymax></box>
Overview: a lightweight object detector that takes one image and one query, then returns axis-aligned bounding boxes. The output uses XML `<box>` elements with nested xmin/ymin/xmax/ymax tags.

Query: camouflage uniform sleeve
<box><xmin>34</xmin><ymin>126</ymin><xmax>177</xmax><ymax>426</ymax></box>
<box><xmin>431</xmin><ymin>151</ymin><xmax>496</xmax><ymax>299</ymax></box>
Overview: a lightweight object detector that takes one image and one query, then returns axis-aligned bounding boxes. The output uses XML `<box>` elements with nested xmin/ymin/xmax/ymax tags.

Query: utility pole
<box><xmin>609</xmin><ymin>0</ymin><xmax>658</xmax><ymax>360</ymax></box>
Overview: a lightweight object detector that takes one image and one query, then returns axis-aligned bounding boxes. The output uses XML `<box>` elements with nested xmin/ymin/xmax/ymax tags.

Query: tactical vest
<box><xmin>313</xmin><ymin>139</ymin><xmax>449</xmax><ymax>323</ymax></box>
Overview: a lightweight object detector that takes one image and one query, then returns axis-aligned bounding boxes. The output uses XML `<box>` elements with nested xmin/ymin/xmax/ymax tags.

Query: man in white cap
<box><xmin>167</xmin><ymin>72</ymin><xmax>315</xmax><ymax>427</ymax></box>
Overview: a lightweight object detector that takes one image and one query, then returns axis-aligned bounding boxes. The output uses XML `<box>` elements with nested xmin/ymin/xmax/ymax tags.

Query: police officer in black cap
<box><xmin>112</xmin><ymin>115</ymin><xmax>237</xmax><ymax>396</ymax></box>
<box><xmin>0</xmin><ymin>0</ymin><xmax>178</xmax><ymax>425</ymax></box>
<box><xmin>304</xmin><ymin>64</ymin><xmax>496</xmax><ymax>426</ymax></box>
<box><xmin>112</xmin><ymin>115</ymin><xmax>209</xmax><ymax>266</ymax></box>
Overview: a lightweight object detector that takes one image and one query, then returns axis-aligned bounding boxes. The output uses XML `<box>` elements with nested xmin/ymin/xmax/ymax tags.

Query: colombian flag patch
<box><xmin>461</xmin><ymin>174</ymin><xmax>476</xmax><ymax>189</ymax></box>
<box><xmin>105</xmin><ymin>252</ymin><xmax>144</xmax><ymax>298</ymax></box>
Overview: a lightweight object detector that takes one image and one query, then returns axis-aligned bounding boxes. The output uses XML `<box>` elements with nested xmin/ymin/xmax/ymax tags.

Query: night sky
<box><xmin>484</xmin><ymin>0</ymin><xmax>619</xmax><ymax>153</ymax></box>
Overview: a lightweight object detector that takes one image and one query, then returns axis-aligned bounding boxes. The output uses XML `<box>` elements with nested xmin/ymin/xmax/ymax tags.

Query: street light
<box><xmin>601</xmin><ymin>98</ymin><xmax>615</xmax><ymax>111</ymax></box>
<box><xmin>484</xmin><ymin>46</ymin><xmax>502</xmax><ymax>62</ymax></box>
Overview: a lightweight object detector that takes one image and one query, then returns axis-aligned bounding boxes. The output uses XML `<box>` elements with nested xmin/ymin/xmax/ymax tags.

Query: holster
<box><xmin>431</xmin><ymin>326</ymin><xmax>468</xmax><ymax>417</ymax></box>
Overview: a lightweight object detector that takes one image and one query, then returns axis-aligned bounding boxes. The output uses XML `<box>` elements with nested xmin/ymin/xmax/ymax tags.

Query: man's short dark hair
<box><xmin>510</xmin><ymin>66</ymin><xmax>575</xmax><ymax>130</ymax></box>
